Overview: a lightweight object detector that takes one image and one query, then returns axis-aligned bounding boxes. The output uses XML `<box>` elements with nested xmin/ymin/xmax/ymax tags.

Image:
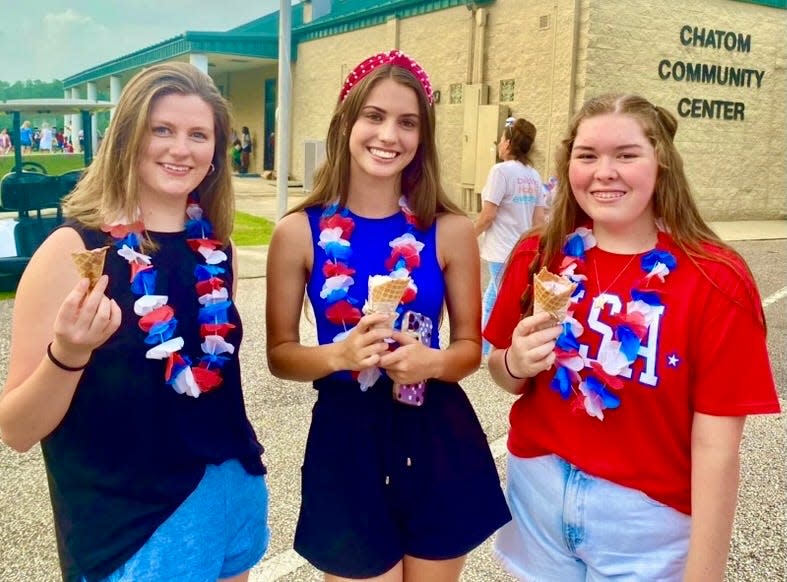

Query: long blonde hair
<box><xmin>62</xmin><ymin>62</ymin><xmax>235</xmax><ymax>243</ymax></box>
<box><xmin>518</xmin><ymin>93</ymin><xmax>757</xmax><ymax>320</ymax></box>
<box><xmin>289</xmin><ymin>62</ymin><xmax>462</xmax><ymax>228</ymax></box>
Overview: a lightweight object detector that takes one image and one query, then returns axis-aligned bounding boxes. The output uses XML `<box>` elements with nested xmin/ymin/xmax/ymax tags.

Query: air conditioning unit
<box><xmin>303</xmin><ymin>139</ymin><xmax>326</xmax><ymax>192</ymax></box>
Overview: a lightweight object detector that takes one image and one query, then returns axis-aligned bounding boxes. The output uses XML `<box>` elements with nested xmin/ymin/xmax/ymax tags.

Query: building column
<box><xmin>87</xmin><ymin>82</ymin><xmax>98</xmax><ymax>153</ymax></box>
<box><xmin>110</xmin><ymin>75</ymin><xmax>121</xmax><ymax>121</ymax></box>
<box><xmin>189</xmin><ymin>53</ymin><xmax>209</xmax><ymax>74</ymax></box>
<box><xmin>63</xmin><ymin>89</ymin><xmax>70</xmax><ymax>137</ymax></box>
<box><xmin>70</xmin><ymin>87</ymin><xmax>82</xmax><ymax>153</ymax></box>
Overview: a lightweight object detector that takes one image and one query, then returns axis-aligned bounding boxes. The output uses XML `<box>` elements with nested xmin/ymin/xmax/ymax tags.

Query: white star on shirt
<box><xmin>667</xmin><ymin>353</ymin><xmax>680</xmax><ymax>367</ymax></box>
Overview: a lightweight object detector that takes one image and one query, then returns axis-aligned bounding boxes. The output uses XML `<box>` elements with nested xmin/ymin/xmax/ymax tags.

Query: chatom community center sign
<box><xmin>658</xmin><ymin>25</ymin><xmax>766</xmax><ymax>121</ymax></box>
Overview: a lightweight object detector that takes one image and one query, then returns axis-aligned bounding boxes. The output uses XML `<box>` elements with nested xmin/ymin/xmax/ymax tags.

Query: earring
<box><xmin>207</xmin><ymin>163</ymin><xmax>215</xmax><ymax>175</ymax></box>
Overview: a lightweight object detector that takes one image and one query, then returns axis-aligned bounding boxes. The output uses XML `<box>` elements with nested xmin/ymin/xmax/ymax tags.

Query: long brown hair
<box><xmin>289</xmin><ymin>61</ymin><xmax>462</xmax><ymax>227</ymax></box>
<box><xmin>62</xmin><ymin>62</ymin><xmax>235</xmax><ymax>243</ymax></box>
<box><xmin>518</xmin><ymin>93</ymin><xmax>757</xmax><ymax>320</ymax></box>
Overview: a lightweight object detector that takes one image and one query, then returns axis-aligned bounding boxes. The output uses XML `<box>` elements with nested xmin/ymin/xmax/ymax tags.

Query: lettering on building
<box><xmin>658</xmin><ymin>25</ymin><xmax>768</xmax><ymax>121</ymax></box>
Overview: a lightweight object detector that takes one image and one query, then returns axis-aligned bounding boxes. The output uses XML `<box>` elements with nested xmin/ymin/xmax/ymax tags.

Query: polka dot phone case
<box><xmin>392</xmin><ymin>311</ymin><xmax>433</xmax><ymax>407</ymax></box>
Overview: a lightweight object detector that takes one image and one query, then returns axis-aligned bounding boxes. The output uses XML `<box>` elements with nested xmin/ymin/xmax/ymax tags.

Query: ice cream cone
<box><xmin>370</xmin><ymin>277</ymin><xmax>410</xmax><ymax>308</ymax></box>
<box><xmin>71</xmin><ymin>246</ymin><xmax>109</xmax><ymax>290</ymax></box>
<box><xmin>533</xmin><ymin>267</ymin><xmax>576</xmax><ymax>322</ymax></box>
<box><xmin>363</xmin><ymin>275</ymin><xmax>411</xmax><ymax>322</ymax></box>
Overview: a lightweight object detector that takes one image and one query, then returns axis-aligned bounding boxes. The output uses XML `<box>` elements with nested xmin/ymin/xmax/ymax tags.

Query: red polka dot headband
<box><xmin>339</xmin><ymin>50</ymin><xmax>434</xmax><ymax>105</ymax></box>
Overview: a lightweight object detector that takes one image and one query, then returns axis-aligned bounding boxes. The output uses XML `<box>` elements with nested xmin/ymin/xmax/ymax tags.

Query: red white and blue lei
<box><xmin>318</xmin><ymin>196</ymin><xmax>422</xmax><ymax>390</ymax></box>
<box><xmin>551</xmin><ymin>227</ymin><xmax>677</xmax><ymax>420</ymax></box>
<box><xmin>103</xmin><ymin>195</ymin><xmax>235</xmax><ymax>398</ymax></box>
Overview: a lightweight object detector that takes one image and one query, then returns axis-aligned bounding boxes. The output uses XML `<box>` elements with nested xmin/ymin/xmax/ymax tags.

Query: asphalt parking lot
<box><xmin>0</xmin><ymin>236</ymin><xmax>784</xmax><ymax>582</ymax></box>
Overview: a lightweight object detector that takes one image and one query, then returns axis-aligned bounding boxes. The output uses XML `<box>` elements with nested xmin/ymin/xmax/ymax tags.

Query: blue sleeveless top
<box><xmin>306</xmin><ymin>206</ymin><xmax>444</xmax><ymax>382</ymax></box>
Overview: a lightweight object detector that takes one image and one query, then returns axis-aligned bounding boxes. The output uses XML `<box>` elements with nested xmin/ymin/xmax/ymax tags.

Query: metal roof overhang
<box><xmin>62</xmin><ymin>32</ymin><xmax>279</xmax><ymax>91</ymax></box>
<box><xmin>0</xmin><ymin>98</ymin><xmax>114</xmax><ymax>115</ymax></box>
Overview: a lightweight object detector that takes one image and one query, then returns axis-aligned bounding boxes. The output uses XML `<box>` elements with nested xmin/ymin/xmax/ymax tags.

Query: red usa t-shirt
<box><xmin>484</xmin><ymin>233</ymin><xmax>780</xmax><ymax>514</ymax></box>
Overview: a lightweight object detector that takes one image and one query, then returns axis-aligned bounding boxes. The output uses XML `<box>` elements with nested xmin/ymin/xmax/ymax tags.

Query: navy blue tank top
<box><xmin>41</xmin><ymin>223</ymin><xmax>265</xmax><ymax>581</ymax></box>
<box><xmin>306</xmin><ymin>206</ymin><xmax>444</xmax><ymax>382</ymax></box>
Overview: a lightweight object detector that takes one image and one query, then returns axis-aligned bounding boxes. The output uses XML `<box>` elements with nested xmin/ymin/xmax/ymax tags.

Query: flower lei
<box><xmin>102</xmin><ymin>195</ymin><xmax>235</xmax><ymax>398</ymax></box>
<box><xmin>318</xmin><ymin>196</ymin><xmax>423</xmax><ymax>390</ymax></box>
<box><xmin>550</xmin><ymin>227</ymin><xmax>677</xmax><ymax>420</ymax></box>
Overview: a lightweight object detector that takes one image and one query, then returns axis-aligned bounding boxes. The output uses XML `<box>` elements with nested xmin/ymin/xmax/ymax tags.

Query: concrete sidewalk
<box><xmin>232</xmin><ymin>176</ymin><xmax>787</xmax><ymax>279</ymax></box>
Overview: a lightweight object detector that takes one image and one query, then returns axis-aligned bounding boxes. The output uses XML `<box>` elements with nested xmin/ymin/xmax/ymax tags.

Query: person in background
<box><xmin>39</xmin><ymin>122</ymin><xmax>54</xmax><ymax>153</ymax></box>
<box><xmin>0</xmin><ymin>62</ymin><xmax>269</xmax><ymax>582</ymax></box>
<box><xmin>240</xmin><ymin>126</ymin><xmax>252</xmax><ymax>174</ymax></box>
<box><xmin>484</xmin><ymin>93</ymin><xmax>779</xmax><ymax>581</ymax></box>
<box><xmin>231</xmin><ymin>138</ymin><xmax>242</xmax><ymax>173</ymax></box>
<box><xmin>0</xmin><ymin>128</ymin><xmax>12</xmax><ymax>155</ymax></box>
<box><xmin>474</xmin><ymin>116</ymin><xmax>547</xmax><ymax>358</ymax></box>
<box><xmin>19</xmin><ymin>120</ymin><xmax>33</xmax><ymax>154</ymax></box>
<box><xmin>266</xmin><ymin>49</ymin><xmax>510</xmax><ymax>582</ymax></box>
<box><xmin>54</xmin><ymin>127</ymin><xmax>65</xmax><ymax>152</ymax></box>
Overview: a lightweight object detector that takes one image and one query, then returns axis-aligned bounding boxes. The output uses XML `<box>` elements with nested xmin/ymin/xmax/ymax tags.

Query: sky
<box><xmin>0</xmin><ymin>0</ymin><xmax>289</xmax><ymax>83</ymax></box>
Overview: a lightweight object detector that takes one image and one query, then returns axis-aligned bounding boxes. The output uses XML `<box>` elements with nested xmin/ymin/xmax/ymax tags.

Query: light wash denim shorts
<box><xmin>495</xmin><ymin>453</ymin><xmax>690</xmax><ymax>581</ymax></box>
<box><xmin>97</xmin><ymin>459</ymin><xmax>269</xmax><ymax>582</ymax></box>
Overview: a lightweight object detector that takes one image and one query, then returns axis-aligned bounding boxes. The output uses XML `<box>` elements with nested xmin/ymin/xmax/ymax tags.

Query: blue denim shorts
<box><xmin>98</xmin><ymin>459</ymin><xmax>269</xmax><ymax>582</ymax></box>
<box><xmin>495</xmin><ymin>454</ymin><xmax>690</xmax><ymax>581</ymax></box>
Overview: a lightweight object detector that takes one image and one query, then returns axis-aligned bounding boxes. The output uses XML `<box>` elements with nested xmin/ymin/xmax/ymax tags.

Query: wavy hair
<box><xmin>62</xmin><ymin>62</ymin><xmax>235</xmax><ymax>244</ymax></box>
<box><xmin>289</xmin><ymin>62</ymin><xmax>462</xmax><ymax>227</ymax></box>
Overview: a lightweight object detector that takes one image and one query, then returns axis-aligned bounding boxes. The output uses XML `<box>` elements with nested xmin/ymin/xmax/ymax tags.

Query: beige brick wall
<box><xmin>399</xmin><ymin>7</ymin><xmax>471</xmax><ymax>206</ymax></box>
<box><xmin>482</xmin><ymin>0</ymin><xmax>583</xmax><ymax>181</ymax></box>
<box><xmin>584</xmin><ymin>0</ymin><xmax>786</xmax><ymax>220</ymax></box>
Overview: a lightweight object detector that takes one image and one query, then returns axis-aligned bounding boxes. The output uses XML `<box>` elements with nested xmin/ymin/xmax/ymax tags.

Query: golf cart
<box><xmin>0</xmin><ymin>98</ymin><xmax>113</xmax><ymax>291</ymax></box>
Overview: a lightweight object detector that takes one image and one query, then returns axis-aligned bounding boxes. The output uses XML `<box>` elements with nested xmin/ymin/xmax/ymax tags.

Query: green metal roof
<box><xmin>63</xmin><ymin>31</ymin><xmax>278</xmax><ymax>87</ymax></box>
<box><xmin>295</xmin><ymin>0</ymin><xmax>495</xmax><ymax>43</ymax></box>
<box><xmin>735</xmin><ymin>0</ymin><xmax>785</xmax><ymax>7</ymax></box>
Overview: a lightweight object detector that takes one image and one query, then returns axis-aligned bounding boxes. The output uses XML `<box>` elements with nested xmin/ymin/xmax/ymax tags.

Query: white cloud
<box><xmin>1</xmin><ymin>0</ymin><xmax>286</xmax><ymax>82</ymax></box>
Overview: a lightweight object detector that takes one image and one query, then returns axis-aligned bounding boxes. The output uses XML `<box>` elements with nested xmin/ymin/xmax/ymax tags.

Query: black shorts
<box><xmin>294</xmin><ymin>376</ymin><xmax>511</xmax><ymax>578</ymax></box>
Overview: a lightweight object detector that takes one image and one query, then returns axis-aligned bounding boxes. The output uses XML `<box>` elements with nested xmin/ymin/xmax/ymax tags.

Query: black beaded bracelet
<box><xmin>46</xmin><ymin>342</ymin><xmax>89</xmax><ymax>372</ymax></box>
<box><xmin>504</xmin><ymin>347</ymin><xmax>526</xmax><ymax>380</ymax></box>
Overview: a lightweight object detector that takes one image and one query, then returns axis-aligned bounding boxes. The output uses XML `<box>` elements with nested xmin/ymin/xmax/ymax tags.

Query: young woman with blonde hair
<box><xmin>0</xmin><ymin>62</ymin><xmax>268</xmax><ymax>581</ymax></box>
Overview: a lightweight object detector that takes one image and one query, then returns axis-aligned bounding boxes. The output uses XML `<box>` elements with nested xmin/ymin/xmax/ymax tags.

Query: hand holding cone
<box><xmin>71</xmin><ymin>246</ymin><xmax>109</xmax><ymax>290</ymax></box>
<box><xmin>533</xmin><ymin>267</ymin><xmax>576</xmax><ymax>323</ymax></box>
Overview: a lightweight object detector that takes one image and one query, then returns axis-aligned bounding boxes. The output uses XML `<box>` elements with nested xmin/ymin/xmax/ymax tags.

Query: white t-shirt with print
<box><xmin>479</xmin><ymin>160</ymin><xmax>547</xmax><ymax>263</ymax></box>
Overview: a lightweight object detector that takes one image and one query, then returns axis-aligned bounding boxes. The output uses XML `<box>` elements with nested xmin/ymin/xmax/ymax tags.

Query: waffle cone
<box><xmin>369</xmin><ymin>277</ymin><xmax>410</xmax><ymax>313</ymax></box>
<box><xmin>533</xmin><ymin>267</ymin><xmax>576</xmax><ymax>322</ymax></box>
<box><xmin>71</xmin><ymin>246</ymin><xmax>109</xmax><ymax>289</ymax></box>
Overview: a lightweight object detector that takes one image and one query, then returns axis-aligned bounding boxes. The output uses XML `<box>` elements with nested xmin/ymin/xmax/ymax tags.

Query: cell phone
<box><xmin>392</xmin><ymin>311</ymin><xmax>433</xmax><ymax>407</ymax></box>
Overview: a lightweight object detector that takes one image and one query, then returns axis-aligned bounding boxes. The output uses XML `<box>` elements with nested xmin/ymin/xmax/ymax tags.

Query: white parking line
<box><xmin>763</xmin><ymin>286</ymin><xmax>787</xmax><ymax>308</ymax></box>
<box><xmin>250</xmin><ymin>548</ymin><xmax>307</xmax><ymax>581</ymax></box>
<box><xmin>251</xmin><ymin>284</ymin><xmax>787</xmax><ymax>580</ymax></box>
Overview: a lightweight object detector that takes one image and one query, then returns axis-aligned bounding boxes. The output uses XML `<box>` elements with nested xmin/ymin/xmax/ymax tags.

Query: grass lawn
<box><xmin>0</xmin><ymin>154</ymin><xmax>86</xmax><ymax>176</ymax></box>
<box><xmin>232</xmin><ymin>211</ymin><xmax>273</xmax><ymax>246</ymax></box>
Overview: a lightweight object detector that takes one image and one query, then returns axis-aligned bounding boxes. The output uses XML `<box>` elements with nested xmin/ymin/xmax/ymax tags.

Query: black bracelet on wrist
<box><xmin>504</xmin><ymin>347</ymin><xmax>526</xmax><ymax>380</ymax></box>
<box><xmin>46</xmin><ymin>342</ymin><xmax>89</xmax><ymax>372</ymax></box>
